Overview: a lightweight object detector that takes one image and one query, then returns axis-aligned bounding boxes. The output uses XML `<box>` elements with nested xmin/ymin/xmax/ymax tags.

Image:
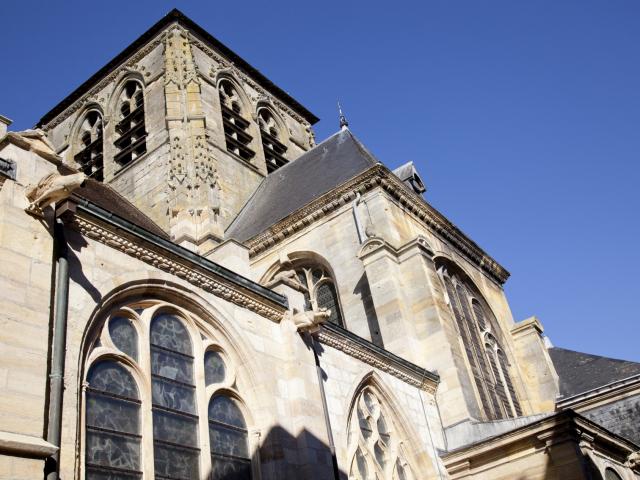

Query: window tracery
<box><xmin>438</xmin><ymin>263</ymin><xmax>522</xmax><ymax>420</ymax></box>
<box><xmin>294</xmin><ymin>265</ymin><xmax>344</xmax><ymax>327</ymax></box>
<box><xmin>219</xmin><ymin>79</ymin><xmax>255</xmax><ymax>162</ymax></box>
<box><xmin>348</xmin><ymin>387</ymin><xmax>416</xmax><ymax>480</ymax></box>
<box><xmin>257</xmin><ymin>108</ymin><xmax>288</xmax><ymax>173</ymax></box>
<box><xmin>83</xmin><ymin>301</ymin><xmax>254</xmax><ymax>480</ymax></box>
<box><xmin>74</xmin><ymin>110</ymin><xmax>104</xmax><ymax>181</ymax></box>
<box><xmin>114</xmin><ymin>80</ymin><xmax>147</xmax><ymax>167</ymax></box>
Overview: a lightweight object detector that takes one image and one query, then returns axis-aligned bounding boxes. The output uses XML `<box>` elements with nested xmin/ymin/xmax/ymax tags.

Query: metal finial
<box><xmin>338</xmin><ymin>101</ymin><xmax>349</xmax><ymax>130</ymax></box>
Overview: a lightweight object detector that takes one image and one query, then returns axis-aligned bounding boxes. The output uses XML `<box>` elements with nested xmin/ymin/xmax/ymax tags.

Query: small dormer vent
<box><xmin>392</xmin><ymin>161</ymin><xmax>426</xmax><ymax>195</ymax></box>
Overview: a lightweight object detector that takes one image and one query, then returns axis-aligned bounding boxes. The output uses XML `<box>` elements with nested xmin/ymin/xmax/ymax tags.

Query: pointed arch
<box><xmin>216</xmin><ymin>74</ymin><xmax>257</xmax><ymax>162</ymax></box>
<box><xmin>261</xmin><ymin>250</ymin><xmax>345</xmax><ymax>326</ymax></box>
<box><xmin>109</xmin><ymin>76</ymin><xmax>147</xmax><ymax>167</ymax></box>
<box><xmin>256</xmin><ymin>102</ymin><xmax>289</xmax><ymax>172</ymax></box>
<box><xmin>70</xmin><ymin>105</ymin><xmax>104</xmax><ymax>181</ymax></box>
<box><xmin>434</xmin><ymin>257</ymin><xmax>523</xmax><ymax>420</ymax></box>
<box><xmin>345</xmin><ymin>371</ymin><xmax>438</xmax><ymax>480</ymax></box>
<box><xmin>77</xmin><ymin>278</ymin><xmax>266</xmax><ymax>480</ymax></box>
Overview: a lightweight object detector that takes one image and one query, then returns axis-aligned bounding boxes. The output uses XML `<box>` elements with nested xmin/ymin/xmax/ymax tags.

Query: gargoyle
<box><xmin>292</xmin><ymin>307</ymin><xmax>331</xmax><ymax>333</ymax></box>
<box><xmin>26</xmin><ymin>172</ymin><xmax>86</xmax><ymax>213</ymax></box>
<box><xmin>627</xmin><ymin>451</ymin><xmax>640</xmax><ymax>469</ymax></box>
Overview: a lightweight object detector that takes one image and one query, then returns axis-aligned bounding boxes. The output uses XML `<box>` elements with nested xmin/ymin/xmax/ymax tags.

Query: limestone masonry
<box><xmin>0</xmin><ymin>9</ymin><xmax>638</xmax><ymax>480</ymax></box>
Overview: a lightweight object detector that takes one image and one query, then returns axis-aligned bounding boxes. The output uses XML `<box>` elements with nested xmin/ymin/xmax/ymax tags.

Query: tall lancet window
<box><xmin>219</xmin><ymin>79</ymin><xmax>255</xmax><ymax>161</ymax></box>
<box><xmin>85</xmin><ymin>361</ymin><xmax>142</xmax><ymax>478</ymax></box>
<box><xmin>84</xmin><ymin>301</ymin><xmax>256</xmax><ymax>480</ymax></box>
<box><xmin>348</xmin><ymin>387</ymin><xmax>416</xmax><ymax>480</ymax></box>
<box><xmin>438</xmin><ymin>263</ymin><xmax>522</xmax><ymax>420</ymax></box>
<box><xmin>150</xmin><ymin>313</ymin><xmax>200</xmax><ymax>479</ymax></box>
<box><xmin>258</xmin><ymin>108</ymin><xmax>288</xmax><ymax>173</ymax></box>
<box><xmin>114</xmin><ymin>80</ymin><xmax>147</xmax><ymax>167</ymax></box>
<box><xmin>294</xmin><ymin>265</ymin><xmax>344</xmax><ymax>327</ymax></box>
<box><xmin>75</xmin><ymin>110</ymin><xmax>104</xmax><ymax>181</ymax></box>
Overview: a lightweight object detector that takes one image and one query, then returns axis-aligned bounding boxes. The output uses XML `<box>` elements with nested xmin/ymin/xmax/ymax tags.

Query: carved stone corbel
<box><xmin>292</xmin><ymin>307</ymin><xmax>330</xmax><ymax>334</ymax></box>
<box><xmin>25</xmin><ymin>172</ymin><xmax>86</xmax><ymax>215</ymax></box>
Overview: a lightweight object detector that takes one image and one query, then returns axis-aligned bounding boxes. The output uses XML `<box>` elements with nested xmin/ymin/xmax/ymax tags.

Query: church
<box><xmin>0</xmin><ymin>9</ymin><xmax>638</xmax><ymax>480</ymax></box>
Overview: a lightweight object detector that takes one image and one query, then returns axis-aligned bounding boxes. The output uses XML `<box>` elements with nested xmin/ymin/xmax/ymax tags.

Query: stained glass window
<box><xmin>205</xmin><ymin>350</ymin><xmax>226</xmax><ymax>385</ymax></box>
<box><xmin>294</xmin><ymin>266</ymin><xmax>344</xmax><ymax>327</ymax></box>
<box><xmin>85</xmin><ymin>362</ymin><xmax>141</xmax><ymax>479</ymax></box>
<box><xmin>150</xmin><ymin>314</ymin><xmax>200</xmax><ymax>480</ymax></box>
<box><xmin>108</xmin><ymin>317</ymin><xmax>138</xmax><ymax>361</ymax></box>
<box><xmin>86</xmin><ymin>304</ymin><xmax>254</xmax><ymax>480</ymax></box>
<box><xmin>439</xmin><ymin>264</ymin><xmax>523</xmax><ymax>420</ymax></box>
<box><xmin>349</xmin><ymin>388</ymin><xmax>416</xmax><ymax>480</ymax></box>
<box><xmin>209</xmin><ymin>395</ymin><xmax>252</xmax><ymax>480</ymax></box>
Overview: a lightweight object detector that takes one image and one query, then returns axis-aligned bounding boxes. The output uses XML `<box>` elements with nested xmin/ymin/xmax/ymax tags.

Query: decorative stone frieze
<box><xmin>317</xmin><ymin>323</ymin><xmax>438</xmax><ymax>393</ymax></box>
<box><xmin>68</xmin><ymin>207</ymin><xmax>286</xmax><ymax>322</ymax></box>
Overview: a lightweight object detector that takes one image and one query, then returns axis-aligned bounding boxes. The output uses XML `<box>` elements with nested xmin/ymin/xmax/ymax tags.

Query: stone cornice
<box><xmin>40</xmin><ymin>35</ymin><xmax>164</xmax><ymax>130</ymax></box>
<box><xmin>317</xmin><ymin>322</ymin><xmax>439</xmax><ymax>393</ymax></box>
<box><xmin>441</xmin><ymin>410</ymin><xmax>639</xmax><ymax>475</ymax></box>
<box><xmin>61</xmin><ymin>200</ymin><xmax>287</xmax><ymax>322</ymax></box>
<box><xmin>247</xmin><ymin>164</ymin><xmax>510</xmax><ymax>285</ymax></box>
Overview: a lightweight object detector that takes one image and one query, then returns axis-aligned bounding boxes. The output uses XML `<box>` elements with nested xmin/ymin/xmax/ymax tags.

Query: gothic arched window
<box><xmin>257</xmin><ymin>108</ymin><xmax>288</xmax><ymax>173</ymax></box>
<box><xmin>438</xmin><ymin>263</ymin><xmax>522</xmax><ymax>420</ymax></box>
<box><xmin>114</xmin><ymin>80</ymin><xmax>147</xmax><ymax>167</ymax></box>
<box><xmin>219</xmin><ymin>79</ymin><xmax>255</xmax><ymax>162</ymax></box>
<box><xmin>84</xmin><ymin>302</ymin><xmax>255</xmax><ymax>480</ymax></box>
<box><xmin>605</xmin><ymin>467</ymin><xmax>624</xmax><ymax>480</ymax></box>
<box><xmin>348</xmin><ymin>387</ymin><xmax>416</xmax><ymax>480</ymax></box>
<box><xmin>74</xmin><ymin>110</ymin><xmax>104</xmax><ymax>181</ymax></box>
<box><xmin>85</xmin><ymin>361</ymin><xmax>141</xmax><ymax>478</ymax></box>
<box><xmin>295</xmin><ymin>265</ymin><xmax>344</xmax><ymax>327</ymax></box>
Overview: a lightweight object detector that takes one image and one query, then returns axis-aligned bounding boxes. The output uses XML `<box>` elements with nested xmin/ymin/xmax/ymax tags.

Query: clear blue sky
<box><xmin>2</xmin><ymin>1</ymin><xmax>638</xmax><ymax>361</ymax></box>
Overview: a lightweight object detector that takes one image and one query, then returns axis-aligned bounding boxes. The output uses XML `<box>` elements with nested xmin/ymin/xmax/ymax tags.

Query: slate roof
<box><xmin>549</xmin><ymin>347</ymin><xmax>640</xmax><ymax>398</ymax></box>
<box><xmin>226</xmin><ymin>128</ymin><xmax>379</xmax><ymax>242</ymax></box>
<box><xmin>57</xmin><ymin>163</ymin><xmax>169</xmax><ymax>239</ymax></box>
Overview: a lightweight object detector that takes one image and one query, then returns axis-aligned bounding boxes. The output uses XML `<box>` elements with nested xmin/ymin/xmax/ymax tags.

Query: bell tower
<box><xmin>39</xmin><ymin>9</ymin><xmax>318</xmax><ymax>255</ymax></box>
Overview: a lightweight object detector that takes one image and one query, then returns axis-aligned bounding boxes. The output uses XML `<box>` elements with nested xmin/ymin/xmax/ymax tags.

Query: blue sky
<box><xmin>2</xmin><ymin>1</ymin><xmax>638</xmax><ymax>361</ymax></box>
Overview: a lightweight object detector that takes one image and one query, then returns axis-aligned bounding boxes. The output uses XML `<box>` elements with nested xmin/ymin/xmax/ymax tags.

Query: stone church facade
<box><xmin>0</xmin><ymin>9</ymin><xmax>638</xmax><ymax>480</ymax></box>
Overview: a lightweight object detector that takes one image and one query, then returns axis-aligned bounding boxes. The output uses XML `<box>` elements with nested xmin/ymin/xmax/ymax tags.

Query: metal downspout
<box><xmin>45</xmin><ymin>219</ymin><xmax>70</xmax><ymax>480</ymax></box>
<box><xmin>311</xmin><ymin>336</ymin><xmax>340</xmax><ymax>480</ymax></box>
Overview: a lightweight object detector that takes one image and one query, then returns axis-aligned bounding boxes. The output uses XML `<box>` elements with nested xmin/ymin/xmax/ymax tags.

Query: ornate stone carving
<box><xmin>292</xmin><ymin>307</ymin><xmax>330</xmax><ymax>333</ymax></box>
<box><xmin>164</xmin><ymin>28</ymin><xmax>222</xmax><ymax>247</ymax></box>
<box><xmin>69</xmin><ymin>214</ymin><xmax>285</xmax><ymax>322</ymax></box>
<box><xmin>26</xmin><ymin>172</ymin><xmax>86</xmax><ymax>214</ymax></box>
<box><xmin>164</xmin><ymin>26</ymin><xmax>200</xmax><ymax>88</ymax></box>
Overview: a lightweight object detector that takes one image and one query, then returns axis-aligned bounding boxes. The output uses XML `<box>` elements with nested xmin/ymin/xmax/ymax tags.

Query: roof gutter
<box><xmin>68</xmin><ymin>197</ymin><xmax>287</xmax><ymax>309</ymax></box>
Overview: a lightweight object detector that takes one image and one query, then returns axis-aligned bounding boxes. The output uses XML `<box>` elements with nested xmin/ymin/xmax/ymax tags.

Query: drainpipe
<box><xmin>45</xmin><ymin>218</ymin><xmax>70</xmax><ymax>480</ymax></box>
<box><xmin>311</xmin><ymin>335</ymin><xmax>340</xmax><ymax>480</ymax></box>
<box><xmin>352</xmin><ymin>193</ymin><xmax>365</xmax><ymax>244</ymax></box>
